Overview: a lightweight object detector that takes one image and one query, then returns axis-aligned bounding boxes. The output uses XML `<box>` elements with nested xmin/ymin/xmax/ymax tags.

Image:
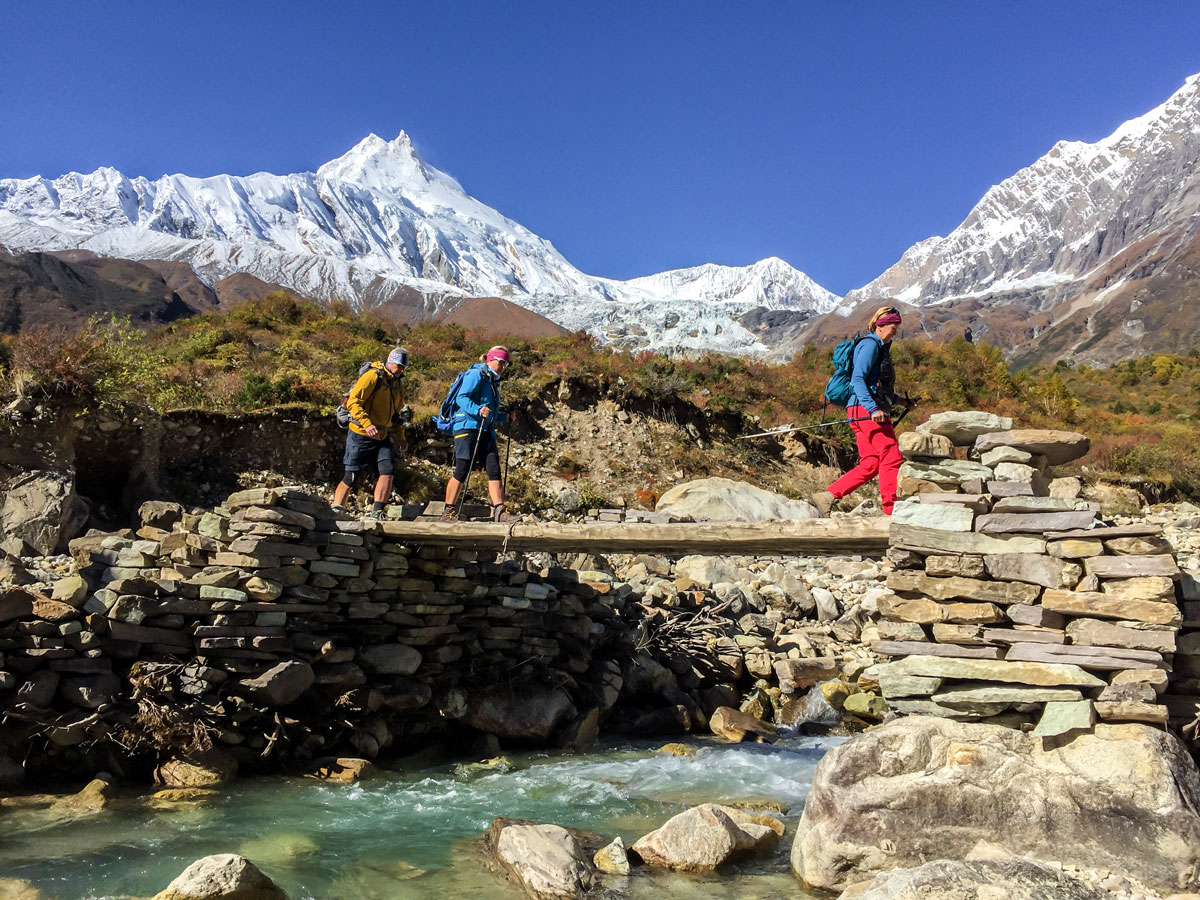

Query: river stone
<box><xmin>709</xmin><ymin>706</ymin><xmax>778</xmax><ymax>743</ymax></box>
<box><xmin>654</xmin><ymin>477</ymin><xmax>818</xmax><ymax>522</ymax></box>
<box><xmin>890</xmin><ymin>500</ymin><xmax>973</xmax><ymax>532</ymax></box>
<box><xmin>463</xmin><ymin>683</ymin><xmax>576</xmax><ymax>742</ymax></box>
<box><xmin>898</xmin><ymin>432</ymin><xmax>953</xmax><ymax>459</ymax></box>
<box><xmin>495</xmin><ymin>823</ymin><xmax>593</xmax><ymax>899</ymax></box>
<box><xmin>151</xmin><ymin>854</ymin><xmax>288</xmax><ymax>900</ymax></box>
<box><xmin>774</xmin><ymin>657</ymin><xmax>839</xmax><ymax>693</ymax></box>
<box><xmin>790</xmin><ymin>717</ymin><xmax>1200</xmax><ymax>893</ymax></box>
<box><xmin>865</xmin><ymin>656</ymin><xmax>1105</xmax><ymax>688</ymax></box>
<box><xmin>840</xmin><ymin>858</ymin><xmax>1109</xmax><ymax>900</ymax></box>
<box><xmin>52</xmin><ymin>774</ymin><xmax>117</xmax><ymax>811</ymax></box>
<box><xmin>918</xmin><ymin>411</ymin><xmax>1013</xmax><ymax>445</ymax></box>
<box><xmin>842</xmin><ymin>691</ymin><xmax>887</xmax><ymax>720</ymax></box>
<box><xmin>240</xmin><ymin>661</ymin><xmax>314</xmax><ymax>707</ymax></box>
<box><xmin>632</xmin><ymin>803</ymin><xmax>765</xmax><ymax>871</ymax></box>
<box><xmin>974</xmin><ymin>429</ymin><xmax>1090</xmax><ymax>466</ymax></box>
<box><xmin>593</xmin><ymin>837</ymin><xmax>630</xmax><ymax>875</ymax></box>
<box><xmin>0</xmin><ymin>471</ymin><xmax>89</xmax><ymax>555</ymax></box>
<box><xmin>0</xmin><ymin>878</ymin><xmax>48</xmax><ymax>900</ymax></box>
<box><xmin>899</xmin><ymin>459</ymin><xmax>994</xmax><ymax>485</ymax></box>
<box><xmin>155</xmin><ymin>748</ymin><xmax>238</xmax><ymax>787</ymax></box>
<box><xmin>674</xmin><ymin>555</ymin><xmax>741</xmax><ymax>588</ymax></box>
<box><xmin>983</xmin><ymin>553</ymin><xmax>1081</xmax><ymax>589</ymax></box>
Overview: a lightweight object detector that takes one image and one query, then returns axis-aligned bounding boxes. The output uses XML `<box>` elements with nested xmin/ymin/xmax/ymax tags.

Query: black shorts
<box><xmin>343</xmin><ymin>430</ymin><xmax>394</xmax><ymax>473</ymax></box>
<box><xmin>453</xmin><ymin>430</ymin><xmax>501</xmax><ymax>480</ymax></box>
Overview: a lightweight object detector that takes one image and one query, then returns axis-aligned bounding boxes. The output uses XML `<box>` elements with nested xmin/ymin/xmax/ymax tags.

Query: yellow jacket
<box><xmin>346</xmin><ymin>362</ymin><xmax>406</xmax><ymax>440</ymax></box>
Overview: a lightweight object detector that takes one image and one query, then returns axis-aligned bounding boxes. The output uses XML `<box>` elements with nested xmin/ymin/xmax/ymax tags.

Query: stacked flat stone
<box><xmin>1172</xmin><ymin>573</ymin><xmax>1200</xmax><ymax>731</ymax></box>
<box><xmin>0</xmin><ymin>486</ymin><xmax>623</xmax><ymax>777</ymax></box>
<box><xmin>899</xmin><ymin>411</ymin><xmax>1090</xmax><ymax>500</ymax></box>
<box><xmin>867</xmin><ymin>512</ymin><xmax>1183</xmax><ymax>736</ymax></box>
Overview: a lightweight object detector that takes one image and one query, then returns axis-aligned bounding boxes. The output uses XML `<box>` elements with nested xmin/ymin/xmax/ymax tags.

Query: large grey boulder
<box><xmin>495</xmin><ymin>823</ymin><xmax>593</xmax><ymax>899</ymax></box>
<box><xmin>152</xmin><ymin>854</ymin><xmax>288</xmax><ymax>899</ymax></box>
<box><xmin>918</xmin><ymin>411</ymin><xmax>1013</xmax><ymax>445</ymax></box>
<box><xmin>632</xmin><ymin>803</ymin><xmax>778</xmax><ymax>871</ymax></box>
<box><xmin>791</xmin><ymin>717</ymin><xmax>1200</xmax><ymax>893</ymax></box>
<box><xmin>838</xmin><ymin>858</ymin><xmax>1107</xmax><ymax>900</ymax></box>
<box><xmin>0</xmin><ymin>471</ymin><xmax>89</xmax><ymax>555</ymax></box>
<box><xmin>464</xmin><ymin>683</ymin><xmax>576</xmax><ymax>742</ymax></box>
<box><xmin>655</xmin><ymin>477</ymin><xmax>818</xmax><ymax>522</ymax></box>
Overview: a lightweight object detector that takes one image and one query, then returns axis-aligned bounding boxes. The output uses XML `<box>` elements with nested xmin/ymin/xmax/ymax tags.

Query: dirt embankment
<box><xmin>0</xmin><ymin>377</ymin><xmax>853</xmax><ymax>525</ymax></box>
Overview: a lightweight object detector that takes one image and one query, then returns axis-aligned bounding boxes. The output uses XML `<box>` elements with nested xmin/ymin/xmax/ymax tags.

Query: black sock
<box><xmin>373</xmin><ymin>501</ymin><xmax>386</xmax><ymax>512</ymax></box>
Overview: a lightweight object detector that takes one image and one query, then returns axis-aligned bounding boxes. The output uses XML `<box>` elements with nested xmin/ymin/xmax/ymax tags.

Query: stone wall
<box><xmin>0</xmin><ymin>486</ymin><xmax>630</xmax><ymax>784</ymax></box>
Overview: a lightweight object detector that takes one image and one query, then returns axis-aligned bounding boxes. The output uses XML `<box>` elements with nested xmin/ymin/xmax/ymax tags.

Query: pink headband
<box><xmin>486</xmin><ymin>347</ymin><xmax>510</xmax><ymax>363</ymax></box>
<box><xmin>874</xmin><ymin>313</ymin><xmax>902</xmax><ymax>327</ymax></box>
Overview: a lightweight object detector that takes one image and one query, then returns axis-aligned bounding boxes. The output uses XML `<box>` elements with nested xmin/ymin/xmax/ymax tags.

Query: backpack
<box><xmin>336</xmin><ymin>363</ymin><xmax>382</xmax><ymax>429</ymax></box>
<box><xmin>431</xmin><ymin>367</ymin><xmax>473</xmax><ymax>434</ymax></box>
<box><xmin>823</xmin><ymin>334</ymin><xmax>866</xmax><ymax>407</ymax></box>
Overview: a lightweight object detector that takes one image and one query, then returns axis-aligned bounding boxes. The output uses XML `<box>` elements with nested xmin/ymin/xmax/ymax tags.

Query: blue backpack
<box><xmin>824</xmin><ymin>334</ymin><xmax>865</xmax><ymax>407</ymax></box>
<box><xmin>432</xmin><ymin>367</ymin><xmax>472</xmax><ymax>434</ymax></box>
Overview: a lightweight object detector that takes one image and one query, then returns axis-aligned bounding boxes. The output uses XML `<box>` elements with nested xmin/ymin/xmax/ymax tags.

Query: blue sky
<box><xmin>2</xmin><ymin>1</ymin><xmax>1198</xmax><ymax>295</ymax></box>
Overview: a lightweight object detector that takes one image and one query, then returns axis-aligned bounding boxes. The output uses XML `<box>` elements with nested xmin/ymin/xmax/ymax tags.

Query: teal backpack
<box><xmin>824</xmin><ymin>334</ymin><xmax>865</xmax><ymax>407</ymax></box>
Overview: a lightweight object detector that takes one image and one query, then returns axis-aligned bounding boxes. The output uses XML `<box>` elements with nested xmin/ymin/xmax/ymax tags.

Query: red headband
<box><xmin>874</xmin><ymin>313</ymin><xmax>902</xmax><ymax>327</ymax></box>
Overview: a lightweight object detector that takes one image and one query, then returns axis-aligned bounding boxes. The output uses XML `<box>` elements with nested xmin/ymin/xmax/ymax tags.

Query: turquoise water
<box><xmin>0</xmin><ymin>734</ymin><xmax>841</xmax><ymax>899</ymax></box>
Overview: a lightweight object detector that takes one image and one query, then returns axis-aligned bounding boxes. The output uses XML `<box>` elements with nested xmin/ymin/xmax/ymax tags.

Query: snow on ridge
<box><xmin>849</xmin><ymin>72</ymin><xmax>1200</xmax><ymax>307</ymax></box>
<box><xmin>0</xmin><ymin>132</ymin><xmax>836</xmax><ymax>355</ymax></box>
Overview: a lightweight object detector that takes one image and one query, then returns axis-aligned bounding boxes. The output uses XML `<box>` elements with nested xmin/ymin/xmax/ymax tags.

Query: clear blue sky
<box><xmin>2</xmin><ymin>1</ymin><xmax>1198</xmax><ymax>295</ymax></box>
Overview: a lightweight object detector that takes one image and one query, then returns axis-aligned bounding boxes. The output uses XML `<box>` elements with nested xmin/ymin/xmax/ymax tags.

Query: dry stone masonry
<box><xmin>869</xmin><ymin>413</ymin><xmax>1198</xmax><ymax>739</ymax></box>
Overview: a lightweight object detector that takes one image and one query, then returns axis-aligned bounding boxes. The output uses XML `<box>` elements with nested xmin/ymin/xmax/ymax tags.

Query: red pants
<box><xmin>827</xmin><ymin>405</ymin><xmax>903</xmax><ymax>514</ymax></box>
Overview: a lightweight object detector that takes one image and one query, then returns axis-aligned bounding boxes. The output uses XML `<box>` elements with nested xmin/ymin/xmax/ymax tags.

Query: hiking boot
<box><xmin>440</xmin><ymin>509</ymin><xmax>458</xmax><ymax>523</ymax></box>
<box><xmin>810</xmin><ymin>490</ymin><xmax>835</xmax><ymax>518</ymax></box>
<box><xmin>368</xmin><ymin>509</ymin><xmax>387</xmax><ymax>521</ymax></box>
<box><xmin>492</xmin><ymin>504</ymin><xmax>516</xmax><ymax>523</ymax></box>
<box><xmin>330</xmin><ymin>504</ymin><xmax>351</xmax><ymax>519</ymax></box>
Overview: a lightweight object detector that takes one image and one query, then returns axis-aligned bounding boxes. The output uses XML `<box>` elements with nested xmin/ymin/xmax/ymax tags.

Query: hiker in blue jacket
<box><xmin>443</xmin><ymin>346</ymin><xmax>513</xmax><ymax>521</ymax></box>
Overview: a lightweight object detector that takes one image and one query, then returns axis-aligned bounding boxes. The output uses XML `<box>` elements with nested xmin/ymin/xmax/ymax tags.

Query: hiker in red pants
<box><xmin>812</xmin><ymin>307</ymin><xmax>904</xmax><ymax>515</ymax></box>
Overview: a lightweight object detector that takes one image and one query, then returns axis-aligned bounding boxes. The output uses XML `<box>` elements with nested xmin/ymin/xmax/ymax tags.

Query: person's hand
<box><xmin>480</xmin><ymin>406</ymin><xmax>491</xmax><ymax>419</ymax></box>
<box><xmin>397</xmin><ymin>439</ymin><xmax>409</xmax><ymax>453</ymax></box>
<box><xmin>871</xmin><ymin>409</ymin><xmax>889</xmax><ymax>423</ymax></box>
<box><xmin>365</xmin><ymin>424</ymin><xmax>380</xmax><ymax>438</ymax></box>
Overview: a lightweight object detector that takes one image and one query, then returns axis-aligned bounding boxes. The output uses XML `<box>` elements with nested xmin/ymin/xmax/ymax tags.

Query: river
<box><xmin>0</xmin><ymin>734</ymin><xmax>842</xmax><ymax>899</ymax></box>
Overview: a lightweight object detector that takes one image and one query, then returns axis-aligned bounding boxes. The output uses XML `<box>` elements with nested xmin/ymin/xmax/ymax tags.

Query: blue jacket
<box><xmin>453</xmin><ymin>363</ymin><xmax>508</xmax><ymax>436</ymax></box>
<box><xmin>849</xmin><ymin>333</ymin><xmax>887</xmax><ymax>414</ymax></box>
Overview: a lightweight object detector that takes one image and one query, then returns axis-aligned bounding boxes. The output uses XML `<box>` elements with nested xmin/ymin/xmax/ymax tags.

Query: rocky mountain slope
<box><xmin>820</xmin><ymin>74</ymin><xmax>1200</xmax><ymax>365</ymax></box>
<box><xmin>0</xmin><ymin>134</ymin><xmax>836</xmax><ymax>353</ymax></box>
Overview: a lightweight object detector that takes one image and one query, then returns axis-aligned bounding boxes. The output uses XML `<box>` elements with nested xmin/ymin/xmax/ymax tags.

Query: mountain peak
<box><xmin>316</xmin><ymin>131</ymin><xmax>429</xmax><ymax>186</ymax></box>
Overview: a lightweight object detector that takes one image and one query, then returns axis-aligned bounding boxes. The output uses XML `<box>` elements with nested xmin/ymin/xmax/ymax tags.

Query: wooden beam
<box><xmin>377</xmin><ymin>517</ymin><xmax>891</xmax><ymax>555</ymax></box>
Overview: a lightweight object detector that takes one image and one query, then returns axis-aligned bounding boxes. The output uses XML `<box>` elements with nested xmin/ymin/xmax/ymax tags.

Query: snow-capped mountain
<box><xmin>839</xmin><ymin>73</ymin><xmax>1200</xmax><ymax>364</ymax></box>
<box><xmin>0</xmin><ymin>133</ymin><xmax>836</xmax><ymax>354</ymax></box>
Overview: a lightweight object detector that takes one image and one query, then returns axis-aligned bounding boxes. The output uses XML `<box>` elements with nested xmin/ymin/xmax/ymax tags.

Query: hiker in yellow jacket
<box><xmin>333</xmin><ymin>347</ymin><xmax>410</xmax><ymax>518</ymax></box>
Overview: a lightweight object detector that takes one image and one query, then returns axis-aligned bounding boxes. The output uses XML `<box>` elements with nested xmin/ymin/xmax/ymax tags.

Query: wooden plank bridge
<box><xmin>378</xmin><ymin>517</ymin><xmax>892</xmax><ymax>556</ymax></box>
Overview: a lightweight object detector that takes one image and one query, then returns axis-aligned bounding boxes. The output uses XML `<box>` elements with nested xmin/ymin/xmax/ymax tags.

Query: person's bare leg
<box><xmin>487</xmin><ymin>480</ymin><xmax>503</xmax><ymax>506</ymax></box>
<box><xmin>445</xmin><ymin>477</ymin><xmax>463</xmax><ymax>507</ymax></box>
<box><xmin>374</xmin><ymin>475</ymin><xmax>393</xmax><ymax>505</ymax></box>
<box><xmin>333</xmin><ymin>479</ymin><xmax>352</xmax><ymax>507</ymax></box>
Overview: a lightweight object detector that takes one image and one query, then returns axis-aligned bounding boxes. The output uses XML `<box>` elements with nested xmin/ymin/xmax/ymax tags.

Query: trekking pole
<box><xmin>501</xmin><ymin>425</ymin><xmax>512</xmax><ymax>503</ymax></box>
<box><xmin>737</xmin><ymin>417</ymin><xmax>877</xmax><ymax>440</ymax></box>
<box><xmin>455</xmin><ymin>419</ymin><xmax>486</xmax><ymax>520</ymax></box>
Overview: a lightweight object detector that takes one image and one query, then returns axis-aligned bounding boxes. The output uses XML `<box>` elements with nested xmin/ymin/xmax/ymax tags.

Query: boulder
<box><xmin>655</xmin><ymin>477</ymin><xmax>818</xmax><ymax>522</ymax></box>
<box><xmin>632</xmin><ymin>804</ymin><xmax>769</xmax><ymax>871</ymax></box>
<box><xmin>790</xmin><ymin>717</ymin><xmax>1200</xmax><ymax>893</ymax></box>
<box><xmin>709</xmin><ymin>706</ymin><xmax>778</xmax><ymax>743</ymax></box>
<box><xmin>155</xmin><ymin>748</ymin><xmax>239</xmax><ymax>787</ymax></box>
<box><xmin>838</xmin><ymin>858</ymin><xmax>1108</xmax><ymax>900</ymax></box>
<box><xmin>0</xmin><ymin>471</ymin><xmax>90</xmax><ymax>555</ymax></box>
<box><xmin>239</xmin><ymin>662</ymin><xmax>314</xmax><ymax>707</ymax></box>
<box><xmin>495</xmin><ymin>823</ymin><xmax>593</xmax><ymax>899</ymax></box>
<box><xmin>974</xmin><ymin>429</ymin><xmax>1090</xmax><ymax>466</ymax></box>
<box><xmin>464</xmin><ymin>683</ymin><xmax>576</xmax><ymax>742</ymax></box>
<box><xmin>593</xmin><ymin>837</ymin><xmax>631</xmax><ymax>875</ymax></box>
<box><xmin>918</xmin><ymin>411</ymin><xmax>1013</xmax><ymax>445</ymax></box>
<box><xmin>152</xmin><ymin>854</ymin><xmax>288</xmax><ymax>900</ymax></box>
<box><xmin>52</xmin><ymin>774</ymin><xmax>117</xmax><ymax>812</ymax></box>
